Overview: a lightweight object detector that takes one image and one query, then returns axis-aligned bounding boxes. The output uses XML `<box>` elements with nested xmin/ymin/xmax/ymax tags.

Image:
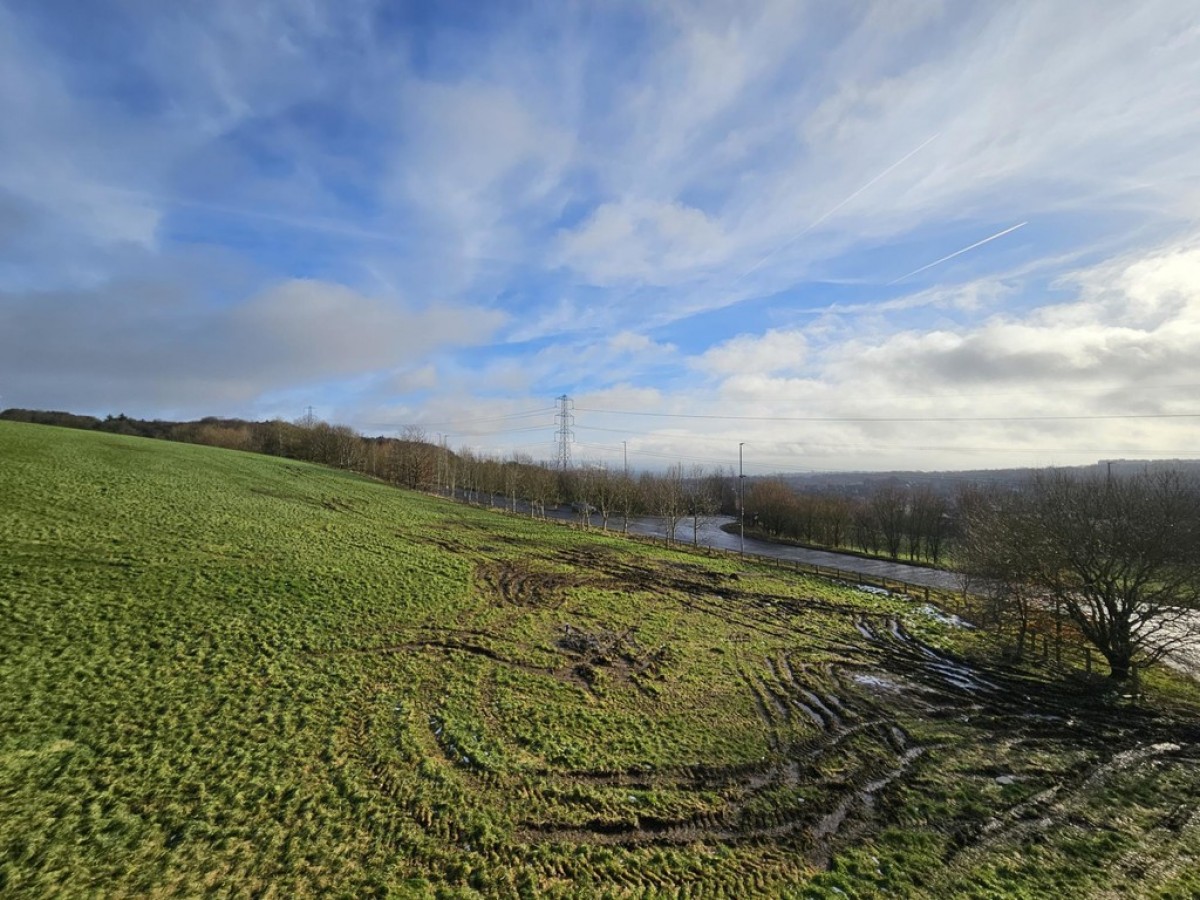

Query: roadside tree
<box><xmin>963</xmin><ymin>470</ymin><xmax>1200</xmax><ymax>680</ymax></box>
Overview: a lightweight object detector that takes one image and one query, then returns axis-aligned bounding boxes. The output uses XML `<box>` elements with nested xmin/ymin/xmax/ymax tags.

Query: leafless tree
<box><xmin>504</xmin><ymin>454</ymin><xmax>528</xmax><ymax>513</ymax></box>
<box><xmin>870</xmin><ymin>483</ymin><xmax>907</xmax><ymax>560</ymax></box>
<box><xmin>525</xmin><ymin>463</ymin><xmax>557</xmax><ymax>519</ymax></box>
<box><xmin>392</xmin><ymin>425</ymin><xmax>434</xmax><ymax>489</ymax></box>
<box><xmin>960</xmin><ymin>485</ymin><xmax>1038</xmax><ymax>657</ymax></box>
<box><xmin>746</xmin><ymin>479</ymin><xmax>795</xmax><ymax>537</ymax></box>
<box><xmin>589</xmin><ymin>465</ymin><xmax>617</xmax><ymax>531</ymax></box>
<box><xmin>683</xmin><ymin>465</ymin><xmax>721</xmax><ymax>547</ymax></box>
<box><xmin>963</xmin><ymin>470</ymin><xmax>1200</xmax><ymax>680</ymax></box>
<box><xmin>909</xmin><ymin>486</ymin><xmax>949</xmax><ymax>563</ymax></box>
<box><xmin>644</xmin><ymin>465</ymin><xmax>687</xmax><ymax>545</ymax></box>
<box><xmin>616</xmin><ymin>470</ymin><xmax>636</xmax><ymax>533</ymax></box>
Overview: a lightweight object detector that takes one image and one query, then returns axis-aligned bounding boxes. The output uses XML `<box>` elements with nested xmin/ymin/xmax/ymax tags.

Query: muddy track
<box><xmin>935</xmin><ymin>740</ymin><xmax>1200</xmax><ymax>886</ymax></box>
<box><xmin>475</xmin><ymin>559</ymin><xmax>578</xmax><ymax>609</ymax></box>
<box><xmin>336</xmin><ymin>547</ymin><xmax>1200</xmax><ymax>869</ymax></box>
<box><xmin>514</xmin><ymin>737</ymin><xmax>932</xmax><ymax>856</ymax></box>
<box><xmin>513</xmin><ymin>646</ymin><xmax>925</xmax><ymax>854</ymax></box>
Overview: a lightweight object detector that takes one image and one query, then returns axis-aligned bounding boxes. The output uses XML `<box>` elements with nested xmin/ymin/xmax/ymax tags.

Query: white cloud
<box><xmin>543</xmin><ymin>235</ymin><xmax>1200</xmax><ymax>471</ymax></box>
<box><xmin>697</xmin><ymin>329</ymin><xmax>808</xmax><ymax>376</ymax></box>
<box><xmin>0</xmin><ymin>276</ymin><xmax>506</xmax><ymax>414</ymax></box>
<box><xmin>0</xmin><ymin>8</ymin><xmax>164</xmax><ymax>249</ymax></box>
<box><xmin>387</xmin><ymin>365</ymin><xmax>439</xmax><ymax>393</ymax></box>
<box><xmin>386</xmin><ymin>79</ymin><xmax>575</xmax><ymax>288</ymax></box>
<box><xmin>234</xmin><ymin>279</ymin><xmax>504</xmax><ymax>377</ymax></box>
<box><xmin>7</xmin><ymin>0</ymin><xmax>1200</xmax><ymax>472</ymax></box>
<box><xmin>556</xmin><ymin>199</ymin><xmax>729</xmax><ymax>286</ymax></box>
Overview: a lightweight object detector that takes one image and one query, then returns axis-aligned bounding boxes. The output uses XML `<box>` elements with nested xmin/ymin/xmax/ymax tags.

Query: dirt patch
<box><xmin>476</xmin><ymin>559</ymin><xmax>579</xmax><ymax>608</ymax></box>
<box><xmin>554</xmin><ymin>624</ymin><xmax>676</xmax><ymax>696</ymax></box>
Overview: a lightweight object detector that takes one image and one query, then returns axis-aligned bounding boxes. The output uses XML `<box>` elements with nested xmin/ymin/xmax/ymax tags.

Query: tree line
<box><xmin>744</xmin><ymin>478</ymin><xmax>954</xmax><ymax>563</ymax></box>
<box><xmin>0</xmin><ymin>409</ymin><xmax>734</xmax><ymax>545</ymax></box>
<box><xmin>0</xmin><ymin>408</ymin><xmax>969</xmax><ymax>562</ymax></box>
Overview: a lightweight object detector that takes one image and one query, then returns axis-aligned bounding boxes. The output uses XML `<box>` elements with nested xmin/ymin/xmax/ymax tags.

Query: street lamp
<box><xmin>739</xmin><ymin>442</ymin><xmax>745</xmax><ymax>556</ymax></box>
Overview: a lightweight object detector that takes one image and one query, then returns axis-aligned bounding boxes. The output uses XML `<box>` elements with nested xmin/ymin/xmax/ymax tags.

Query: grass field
<box><xmin>2</xmin><ymin>420</ymin><xmax>1199</xmax><ymax>898</ymax></box>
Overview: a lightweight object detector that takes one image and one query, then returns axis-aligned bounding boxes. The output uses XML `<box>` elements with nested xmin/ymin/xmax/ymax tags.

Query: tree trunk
<box><xmin>1105</xmin><ymin>653</ymin><xmax>1131</xmax><ymax>681</ymax></box>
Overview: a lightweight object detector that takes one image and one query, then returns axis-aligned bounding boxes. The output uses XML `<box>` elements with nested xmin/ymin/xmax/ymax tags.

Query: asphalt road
<box><xmin>547</xmin><ymin>507</ymin><xmax>964</xmax><ymax>592</ymax></box>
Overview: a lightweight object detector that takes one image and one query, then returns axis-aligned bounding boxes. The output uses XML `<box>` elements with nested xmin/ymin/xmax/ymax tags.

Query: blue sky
<box><xmin>3</xmin><ymin>0</ymin><xmax>1200</xmax><ymax>472</ymax></box>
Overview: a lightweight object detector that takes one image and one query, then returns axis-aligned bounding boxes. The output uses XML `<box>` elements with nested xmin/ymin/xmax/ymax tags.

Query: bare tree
<box><xmin>964</xmin><ymin>470</ymin><xmax>1200</xmax><ymax>680</ymax></box>
<box><xmin>849</xmin><ymin>499</ymin><xmax>876</xmax><ymax>554</ymax></box>
<box><xmin>616</xmin><ymin>470</ymin><xmax>636</xmax><ymax>533</ymax></box>
<box><xmin>746</xmin><ymin>479</ymin><xmax>795</xmax><ymax>538</ymax></box>
<box><xmin>683</xmin><ymin>465</ymin><xmax>721</xmax><ymax>547</ymax></box>
<box><xmin>960</xmin><ymin>485</ymin><xmax>1037</xmax><ymax>657</ymax></box>
<box><xmin>909</xmin><ymin>486</ymin><xmax>949</xmax><ymax>563</ymax></box>
<box><xmin>504</xmin><ymin>454</ymin><xmax>528</xmax><ymax>513</ymax></box>
<box><xmin>525</xmin><ymin>463</ymin><xmax>556</xmax><ymax>519</ymax></box>
<box><xmin>821</xmin><ymin>495</ymin><xmax>851</xmax><ymax>550</ymax></box>
<box><xmin>590</xmin><ymin>465</ymin><xmax>616</xmax><ymax>531</ymax></box>
<box><xmin>571</xmin><ymin>466</ymin><xmax>595</xmax><ymax>528</ymax></box>
<box><xmin>394</xmin><ymin>426</ymin><xmax>434</xmax><ymax>489</ymax></box>
<box><xmin>643</xmin><ymin>466</ymin><xmax>687</xmax><ymax>545</ymax></box>
<box><xmin>871</xmin><ymin>483</ymin><xmax>907</xmax><ymax>560</ymax></box>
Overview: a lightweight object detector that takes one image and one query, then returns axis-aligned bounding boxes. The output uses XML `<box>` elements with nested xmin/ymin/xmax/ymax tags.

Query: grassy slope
<box><xmin>1</xmin><ymin>420</ymin><xmax>1198</xmax><ymax>898</ymax></box>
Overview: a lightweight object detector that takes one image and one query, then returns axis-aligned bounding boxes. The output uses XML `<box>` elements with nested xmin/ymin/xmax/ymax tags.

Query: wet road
<box><xmin>543</xmin><ymin>507</ymin><xmax>964</xmax><ymax>592</ymax></box>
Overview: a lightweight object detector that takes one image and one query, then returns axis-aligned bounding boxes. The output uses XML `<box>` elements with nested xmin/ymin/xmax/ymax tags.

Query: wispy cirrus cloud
<box><xmin>2</xmin><ymin>0</ymin><xmax>1199</xmax><ymax>470</ymax></box>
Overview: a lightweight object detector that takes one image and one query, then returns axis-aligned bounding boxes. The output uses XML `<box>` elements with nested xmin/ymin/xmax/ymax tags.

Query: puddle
<box><xmin>853</xmin><ymin>673</ymin><xmax>902</xmax><ymax>692</ymax></box>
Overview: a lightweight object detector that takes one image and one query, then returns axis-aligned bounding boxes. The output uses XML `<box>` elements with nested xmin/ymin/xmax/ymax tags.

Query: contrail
<box><xmin>888</xmin><ymin>221</ymin><xmax>1027</xmax><ymax>285</ymax></box>
<box><xmin>735</xmin><ymin>132</ymin><xmax>941</xmax><ymax>284</ymax></box>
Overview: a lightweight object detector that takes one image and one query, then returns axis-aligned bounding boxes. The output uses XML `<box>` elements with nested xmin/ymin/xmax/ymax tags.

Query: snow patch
<box><xmin>918</xmin><ymin>604</ymin><xmax>975</xmax><ymax>629</ymax></box>
<box><xmin>856</xmin><ymin>584</ymin><xmax>894</xmax><ymax>597</ymax></box>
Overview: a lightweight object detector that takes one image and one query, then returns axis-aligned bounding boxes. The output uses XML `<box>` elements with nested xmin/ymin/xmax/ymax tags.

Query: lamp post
<box><xmin>739</xmin><ymin>442</ymin><xmax>745</xmax><ymax>557</ymax></box>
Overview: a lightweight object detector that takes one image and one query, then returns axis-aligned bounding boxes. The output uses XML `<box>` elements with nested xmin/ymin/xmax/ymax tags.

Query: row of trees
<box><xmin>2</xmin><ymin>409</ymin><xmax>736</xmax><ymax>540</ymax></box>
<box><xmin>745</xmin><ymin>479</ymin><xmax>953</xmax><ymax>563</ymax></box>
<box><xmin>449</xmin><ymin>453</ymin><xmax>734</xmax><ymax>546</ymax></box>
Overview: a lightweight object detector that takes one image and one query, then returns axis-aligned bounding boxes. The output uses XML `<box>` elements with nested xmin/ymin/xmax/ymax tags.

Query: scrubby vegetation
<box><xmin>2</xmin><ymin>420</ymin><xmax>1198</xmax><ymax>897</ymax></box>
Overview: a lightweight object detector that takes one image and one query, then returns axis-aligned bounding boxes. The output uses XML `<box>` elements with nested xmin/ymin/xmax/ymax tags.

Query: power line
<box><xmin>576</xmin><ymin>406</ymin><xmax>1200</xmax><ymax>423</ymax></box>
<box><xmin>575</xmin><ymin>441</ymin><xmax>812</xmax><ymax>473</ymax></box>
<box><xmin>369</xmin><ymin>407</ymin><xmax>556</xmax><ymax>430</ymax></box>
<box><xmin>713</xmin><ymin>382</ymin><xmax>1200</xmax><ymax>404</ymax></box>
<box><xmin>449</xmin><ymin>423</ymin><xmax>555</xmax><ymax>438</ymax></box>
<box><xmin>572</xmin><ymin>425</ymin><xmax>1200</xmax><ymax>456</ymax></box>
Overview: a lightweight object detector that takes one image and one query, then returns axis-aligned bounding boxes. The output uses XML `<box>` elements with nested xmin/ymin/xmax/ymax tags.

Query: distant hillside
<box><xmin>772</xmin><ymin>458</ymin><xmax>1200</xmax><ymax>496</ymax></box>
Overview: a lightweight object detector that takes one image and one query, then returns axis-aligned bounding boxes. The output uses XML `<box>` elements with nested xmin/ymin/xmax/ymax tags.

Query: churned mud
<box><xmin>343</xmin><ymin>545</ymin><xmax>1200</xmax><ymax>870</ymax></box>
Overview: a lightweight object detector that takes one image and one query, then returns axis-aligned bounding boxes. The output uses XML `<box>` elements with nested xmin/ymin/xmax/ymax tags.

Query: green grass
<box><xmin>2</xmin><ymin>420</ymin><xmax>1199</xmax><ymax>898</ymax></box>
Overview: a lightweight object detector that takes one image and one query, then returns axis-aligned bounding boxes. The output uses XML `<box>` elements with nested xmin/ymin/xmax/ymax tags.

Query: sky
<box><xmin>2</xmin><ymin>0</ymin><xmax>1200</xmax><ymax>474</ymax></box>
